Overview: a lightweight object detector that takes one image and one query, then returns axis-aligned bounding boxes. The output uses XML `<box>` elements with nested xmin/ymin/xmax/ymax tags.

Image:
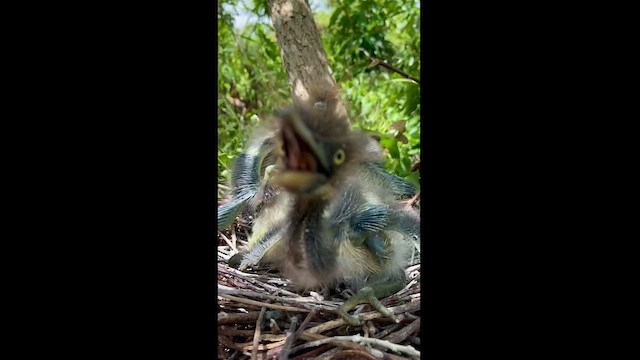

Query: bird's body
<box><xmin>241</xmin><ymin>167</ymin><xmax>417</xmax><ymax>291</ymax></box>
<box><xmin>219</xmin><ymin>86</ymin><xmax>420</xmax><ymax>325</ymax></box>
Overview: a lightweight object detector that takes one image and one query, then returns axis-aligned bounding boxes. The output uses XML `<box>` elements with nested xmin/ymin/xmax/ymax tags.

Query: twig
<box><xmin>388</xmin><ymin>279</ymin><xmax>419</xmax><ymax>303</ymax></box>
<box><xmin>294</xmin><ymin>309</ymin><xmax>317</xmax><ymax>338</ymax></box>
<box><xmin>403</xmin><ymin>191</ymin><xmax>421</xmax><ymax>210</ymax></box>
<box><xmin>218</xmin><ymin>263</ymin><xmax>300</xmax><ymax>296</ymax></box>
<box><xmin>290</xmin><ymin>344</ymin><xmax>336</xmax><ymax>360</ymax></box>
<box><xmin>264</xmin><ymin>345</ymin><xmax>284</xmax><ymax>360</ymax></box>
<box><xmin>217</xmin><ymin>246</ymin><xmax>235</xmax><ymax>261</ymax></box>
<box><xmin>242</xmin><ymin>339</ymin><xmax>287</xmax><ymax>351</ymax></box>
<box><xmin>251</xmin><ymin>307</ymin><xmax>267</xmax><ymax>360</ymax></box>
<box><xmin>384</xmin><ymin>354</ymin><xmax>410</xmax><ymax>360</ymax></box>
<box><xmin>365</xmin><ymin>321</ymin><xmax>378</xmax><ymax>337</ymax></box>
<box><xmin>304</xmin><ymin>301</ymin><xmax>421</xmax><ymax>334</ymax></box>
<box><xmin>218</xmin><ymin>294</ymin><xmax>310</xmax><ymax>312</ymax></box>
<box><xmin>230</xmin><ymin>225</ymin><xmax>238</xmax><ymax>252</ymax></box>
<box><xmin>219</xmin><ymin>275</ymin><xmax>266</xmax><ymax>293</ymax></box>
<box><xmin>218</xmin><ymin>326</ymin><xmax>255</xmax><ymax>337</ymax></box>
<box><xmin>332</xmin><ymin>350</ymin><xmax>379</xmax><ymax>360</ymax></box>
<box><xmin>218</xmin><ymin>311</ymin><xmax>261</xmax><ymax>325</ymax></box>
<box><xmin>218</xmin><ymin>264</ymin><xmax>299</xmax><ymax>296</ymax></box>
<box><xmin>219</xmin><ymin>231</ymin><xmax>234</xmax><ymax>249</ymax></box>
<box><xmin>292</xmin><ymin>334</ymin><xmax>420</xmax><ymax>359</ymax></box>
<box><xmin>363</xmin><ymin>322</ymin><xmax>369</xmax><ymax>338</ymax></box>
<box><xmin>218</xmin><ymin>327</ymin><xmax>287</xmax><ymax>341</ymax></box>
<box><xmin>359</xmin><ymin>48</ymin><xmax>420</xmax><ymax>85</ymax></box>
<box><xmin>297</xmin><ymin>332</ymin><xmax>383</xmax><ymax>358</ymax></box>
<box><xmin>218</xmin><ymin>263</ymin><xmax>273</xmax><ymax>279</ymax></box>
<box><xmin>382</xmin><ymin>318</ymin><xmax>421</xmax><ymax>344</ymax></box>
<box><xmin>278</xmin><ymin>316</ymin><xmax>299</xmax><ymax>360</ymax></box>
<box><xmin>372</xmin><ymin>323</ymin><xmax>401</xmax><ymax>339</ymax></box>
<box><xmin>270</xmin><ymin>318</ymin><xmax>283</xmax><ymax>334</ymax></box>
<box><xmin>218</xmin><ymin>286</ymin><xmax>340</xmax><ymax>309</ymax></box>
<box><xmin>405</xmin><ymin>264</ymin><xmax>421</xmax><ymax>274</ymax></box>
<box><xmin>235</xmin><ymin>216</ymin><xmax>252</xmax><ymax>228</ymax></box>
<box><xmin>371</xmin><ymin>59</ymin><xmax>420</xmax><ymax>85</ymax></box>
<box><xmin>402</xmin><ymin>312</ymin><xmax>420</xmax><ymax>321</ymax></box>
<box><xmin>277</xmin><ymin>309</ymin><xmax>317</xmax><ymax>360</ymax></box>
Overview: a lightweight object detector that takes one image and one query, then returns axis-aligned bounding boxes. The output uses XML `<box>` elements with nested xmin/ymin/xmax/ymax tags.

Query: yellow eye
<box><xmin>333</xmin><ymin>149</ymin><xmax>346</xmax><ymax>165</ymax></box>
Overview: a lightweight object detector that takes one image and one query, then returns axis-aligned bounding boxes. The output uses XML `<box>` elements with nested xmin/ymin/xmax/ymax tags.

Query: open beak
<box><xmin>271</xmin><ymin>114</ymin><xmax>330</xmax><ymax>192</ymax></box>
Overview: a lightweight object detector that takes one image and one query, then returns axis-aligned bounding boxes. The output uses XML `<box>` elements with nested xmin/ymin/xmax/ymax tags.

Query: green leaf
<box><xmin>380</xmin><ymin>138</ymin><xmax>400</xmax><ymax>159</ymax></box>
<box><xmin>329</xmin><ymin>9</ymin><xmax>341</xmax><ymax>27</ymax></box>
<box><xmin>404</xmin><ymin>172</ymin><xmax>420</xmax><ymax>189</ymax></box>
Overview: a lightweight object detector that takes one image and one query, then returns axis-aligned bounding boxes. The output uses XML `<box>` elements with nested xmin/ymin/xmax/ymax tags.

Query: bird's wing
<box><xmin>239</xmin><ymin>222</ymin><xmax>286</xmax><ymax>270</ymax></box>
<box><xmin>362</xmin><ymin>161</ymin><xmax>417</xmax><ymax>199</ymax></box>
<box><xmin>217</xmin><ymin>191</ymin><xmax>253</xmax><ymax>229</ymax></box>
<box><xmin>218</xmin><ymin>141</ymin><xmax>280</xmax><ymax>229</ymax></box>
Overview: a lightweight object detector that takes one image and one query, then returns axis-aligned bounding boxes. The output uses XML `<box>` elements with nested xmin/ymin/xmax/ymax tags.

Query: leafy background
<box><xmin>218</xmin><ymin>0</ymin><xmax>420</xmax><ymax>198</ymax></box>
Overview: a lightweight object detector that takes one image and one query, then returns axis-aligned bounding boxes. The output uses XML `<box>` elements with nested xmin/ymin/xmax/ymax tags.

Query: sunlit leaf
<box><xmin>217</xmin><ymin>0</ymin><xmax>420</xmax><ymax>183</ymax></box>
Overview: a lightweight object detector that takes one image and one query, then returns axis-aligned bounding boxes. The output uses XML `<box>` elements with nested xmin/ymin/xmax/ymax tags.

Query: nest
<box><xmin>217</xmin><ymin>190</ymin><xmax>421</xmax><ymax>359</ymax></box>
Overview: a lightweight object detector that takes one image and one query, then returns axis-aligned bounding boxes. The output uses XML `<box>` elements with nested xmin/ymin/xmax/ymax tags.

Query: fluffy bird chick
<box><xmin>217</xmin><ymin>126</ymin><xmax>283</xmax><ymax>229</ymax></box>
<box><xmin>225</xmin><ymin>87</ymin><xmax>420</xmax><ymax>326</ymax></box>
<box><xmin>218</xmin><ymin>94</ymin><xmax>416</xmax><ymax>230</ymax></box>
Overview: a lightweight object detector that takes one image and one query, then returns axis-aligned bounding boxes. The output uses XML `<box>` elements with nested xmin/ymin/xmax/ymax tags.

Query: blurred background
<box><xmin>218</xmin><ymin>0</ymin><xmax>421</xmax><ymax>198</ymax></box>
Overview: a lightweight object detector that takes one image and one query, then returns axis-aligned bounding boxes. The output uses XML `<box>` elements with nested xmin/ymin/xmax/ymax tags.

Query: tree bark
<box><xmin>267</xmin><ymin>0</ymin><xmax>348</xmax><ymax>119</ymax></box>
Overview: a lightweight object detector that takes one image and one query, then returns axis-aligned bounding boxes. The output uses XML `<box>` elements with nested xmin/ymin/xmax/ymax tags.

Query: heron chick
<box><xmin>221</xmin><ymin>87</ymin><xmax>420</xmax><ymax>326</ymax></box>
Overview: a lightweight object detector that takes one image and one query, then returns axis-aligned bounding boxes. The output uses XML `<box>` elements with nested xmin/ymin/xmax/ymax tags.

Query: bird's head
<box><xmin>270</xmin><ymin>89</ymin><xmax>382</xmax><ymax>195</ymax></box>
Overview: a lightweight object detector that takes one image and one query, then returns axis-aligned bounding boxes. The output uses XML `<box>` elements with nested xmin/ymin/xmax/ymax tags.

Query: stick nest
<box><xmin>217</xmin><ymin>191</ymin><xmax>421</xmax><ymax>359</ymax></box>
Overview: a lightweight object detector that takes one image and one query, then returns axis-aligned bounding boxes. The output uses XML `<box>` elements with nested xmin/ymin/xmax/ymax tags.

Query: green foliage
<box><xmin>218</xmin><ymin>0</ymin><xmax>420</xmax><ymax>196</ymax></box>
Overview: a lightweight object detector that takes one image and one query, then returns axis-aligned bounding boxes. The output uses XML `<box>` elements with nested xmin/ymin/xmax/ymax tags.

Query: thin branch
<box><xmin>292</xmin><ymin>334</ymin><xmax>420</xmax><ymax>359</ymax></box>
<box><xmin>360</xmin><ymin>48</ymin><xmax>420</xmax><ymax>85</ymax></box>
<box><xmin>297</xmin><ymin>332</ymin><xmax>383</xmax><ymax>358</ymax></box>
<box><xmin>218</xmin><ymin>246</ymin><xmax>234</xmax><ymax>261</ymax></box>
<box><xmin>332</xmin><ymin>349</ymin><xmax>379</xmax><ymax>360</ymax></box>
<box><xmin>218</xmin><ymin>231</ymin><xmax>235</xmax><ymax>249</ymax></box>
<box><xmin>372</xmin><ymin>323</ymin><xmax>401</xmax><ymax>339</ymax></box>
<box><xmin>303</xmin><ymin>301</ymin><xmax>421</xmax><ymax>334</ymax></box>
<box><xmin>277</xmin><ymin>309</ymin><xmax>317</xmax><ymax>359</ymax></box>
<box><xmin>294</xmin><ymin>309</ymin><xmax>317</xmax><ymax>338</ymax></box>
<box><xmin>382</xmin><ymin>318</ymin><xmax>421</xmax><ymax>344</ymax></box>
<box><xmin>242</xmin><ymin>339</ymin><xmax>287</xmax><ymax>351</ymax></box>
<box><xmin>218</xmin><ymin>286</ymin><xmax>341</xmax><ymax>309</ymax></box>
<box><xmin>218</xmin><ymin>264</ymin><xmax>299</xmax><ymax>296</ymax></box>
<box><xmin>403</xmin><ymin>191</ymin><xmax>421</xmax><ymax>210</ymax></box>
<box><xmin>218</xmin><ymin>294</ymin><xmax>310</xmax><ymax>312</ymax></box>
<box><xmin>384</xmin><ymin>353</ymin><xmax>410</xmax><ymax>360</ymax></box>
<box><xmin>251</xmin><ymin>307</ymin><xmax>267</xmax><ymax>360</ymax></box>
<box><xmin>269</xmin><ymin>318</ymin><xmax>283</xmax><ymax>334</ymax></box>
<box><xmin>219</xmin><ymin>275</ymin><xmax>266</xmax><ymax>293</ymax></box>
<box><xmin>405</xmin><ymin>264</ymin><xmax>421</xmax><ymax>273</ymax></box>
<box><xmin>290</xmin><ymin>345</ymin><xmax>336</xmax><ymax>360</ymax></box>
<box><xmin>230</xmin><ymin>225</ymin><xmax>238</xmax><ymax>252</ymax></box>
<box><xmin>218</xmin><ymin>311</ymin><xmax>261</xmax><ymax>325</ymax></box>
<box><xmin>278</xmin><ymin>315</ymin><xmax>299</xmax><ymax>360</ymax></box>
<box><xmin>218</xmin><ymin>327</ymin><xmax>287</xmax><ymax>341</ymax></box>
<box><xmin>371</xmin><ymin>59</ymin><xmax>421</xmax><ymax>85</ymax></box>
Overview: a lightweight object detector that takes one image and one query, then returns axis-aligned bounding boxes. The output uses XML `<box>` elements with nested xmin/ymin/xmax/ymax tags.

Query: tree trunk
<box><xmin>267</xmin><ymin>0</ymin><xmax>348</xmax><ymax>119</ymax></box>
